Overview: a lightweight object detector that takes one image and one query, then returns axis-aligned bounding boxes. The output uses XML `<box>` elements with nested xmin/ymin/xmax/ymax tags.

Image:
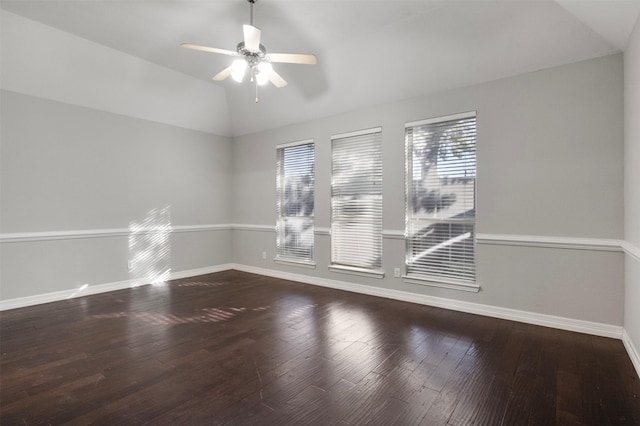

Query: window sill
<box><xmin>329</xmin><ymin>265</ymin><xmax>385</xmax><ymax>279</ymax></box>
<box><xmin>274</xmin><ymin>258</ymin><xmax>316</xmax><ymax>269</ymax></box>
<box><xmin>402</xmin><ymin>273</ymin><xmax>480</xmax><ymax>293</ymax></box>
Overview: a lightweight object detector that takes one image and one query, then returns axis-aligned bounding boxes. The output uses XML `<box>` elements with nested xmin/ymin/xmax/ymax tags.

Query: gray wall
<box><xmin>625</xmin><ymin>17</ymin><xmax>640</xmax><ymax>355</ymax></box>
<box><xmin>1</xmin><ymin>91</ymin><xmax>233</xmax><ymax>300</ymax></box>
<box><xmin>233</xmin><ymin>54</ymin><xmax>625</xmax><ymax>326</ymax></box>
<box><xmin>0</xmin><ymin>23</ymin><xmax>628</xmax><ymax>334</ymax></box>
<box><xmin>0</xmin><ymin>10</ymin><xmax>231</xmax><ymax>136</ymax></box>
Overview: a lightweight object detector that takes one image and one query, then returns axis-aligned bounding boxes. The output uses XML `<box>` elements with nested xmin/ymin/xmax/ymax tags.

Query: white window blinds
<box><xmin>405</xmin><ymin>112</ymin><xmax>476</xmax><ymax>286</ymax></box>
<box><xmin>331</xmin><ymin>128</ymin><xmax>383</xmax><ymax>272</ymax></box>
<box><xmin>276</xmin><ymin>140</ymin><xmax>315</xmax><ymax>263</ymax></box>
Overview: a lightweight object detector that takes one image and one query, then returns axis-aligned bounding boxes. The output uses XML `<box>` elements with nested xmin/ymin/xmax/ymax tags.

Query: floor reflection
<box><xmin>2</xmin><ymin>270</ymin><xmax>635</xmax><ymax>425</ymax></box>
<box><xmin>91</xmin><ymin>305</ymin><xmax>271</xmax><ymax>326</ymax></box>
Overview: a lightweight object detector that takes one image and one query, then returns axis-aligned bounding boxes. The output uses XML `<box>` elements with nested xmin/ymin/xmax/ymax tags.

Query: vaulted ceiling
<box><xmin>2</xmin><ymin>0</ymin><xmax>639</xmax><ymax>136</ymax></box>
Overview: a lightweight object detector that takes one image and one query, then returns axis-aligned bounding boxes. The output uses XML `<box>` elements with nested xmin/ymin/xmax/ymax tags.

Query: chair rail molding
<box><xmin>0</xmin><ymin>224</ymin><xmax>233</xmax><ymax>243</ymax></box>
<box><xmin>621</xmin><ymin>240</ymin><xmax>640</xmax><ymax>262</ymax></box>
<box><xmin>476</xmin><ymin>233</ymin><xmax>623</xmax><ymax>252</ymax></box>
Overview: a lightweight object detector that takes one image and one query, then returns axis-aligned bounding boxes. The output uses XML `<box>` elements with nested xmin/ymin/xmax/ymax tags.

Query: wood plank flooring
<box><xmin>1</xmin><ymin>270</ymin><xmax>638</xmax><ymax>425</ymax></box>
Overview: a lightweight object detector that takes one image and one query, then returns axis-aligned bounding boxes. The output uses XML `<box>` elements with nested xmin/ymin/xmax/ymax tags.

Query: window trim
<box><xmin>277</xmin><ymin>139</ymin><xmax>314</xmax><ymax>149</ymax></box>
<box><xmin>329</xmin><ymin>126</ymin><xmax>384</xmax><ymax>273</ymax></box>
<box><xmin>405</xmin><ymin>111</ymin><xmax>476</xmax><ymax>128</ymax></box>
<box><xmin>331</xmin><ymin>126</ymin><xmax>382</xmax><ymax>141</ymax></box>
<box><xmin>403</xmin><ymin>111</ymin><xmax>478</xmax><ymax>292</ymax></box>
<box><xmin>275</xmin><ymin>138</ymin><xmax>315</xmax><ymax>263</ymax></box>
<box><xmin>274</xmin><ymin>258</ymin><xmax>316</xmax><ymax>269</ymax></box>
<box><xmin>329</xmin><ymin>265</ymin><xmax>385</xmax><ymax>279</ymax></box>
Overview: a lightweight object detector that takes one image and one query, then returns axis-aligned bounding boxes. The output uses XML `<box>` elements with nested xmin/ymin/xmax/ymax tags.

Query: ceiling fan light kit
<box><xmin>181</xmin><ymin>0</ymin><xmax>317</xmax><ymax>103</ymax></box>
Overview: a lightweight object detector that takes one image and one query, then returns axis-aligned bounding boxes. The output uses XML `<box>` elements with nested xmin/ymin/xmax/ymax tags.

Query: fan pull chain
<box><xmin>255</xmin><ymin>78</ymin><xmax>259</xmax><ymax>103</ymax></box>
<box><xmin>250</xmin><ymin>66</ymin><xmax>259</xmax><ymax>103</ymax></box>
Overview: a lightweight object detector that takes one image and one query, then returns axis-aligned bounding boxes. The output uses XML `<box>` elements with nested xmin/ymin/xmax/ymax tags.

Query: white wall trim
<box><xmin>8</xmin><ymin>226</ymin><xmax>626</xmax><ymax>255</ymax></box>
<box><xmin>234</xmin><ymin>224</ymin><xmax>329</xmax><ymax>234</ymax></box>
<box><xmin>232</xmin><ymin>224</ymin><xmax>275</xmax><ymax>232</ymax></box>
<box><xmin>314</xmin><ymin>228</ymin><xmax>403</xmax><ymax>238</ymax></box>
<box><xmin>621</xmin><ymin>240</ymin><xmax>640</xmax><ymax>262</ymax></box>
<box><xmin>167</xmin><ymin>265</ymin><xmax>233</xmax><ymax>280</ymax></box>
<box><xmin>276</xmin><ymin>138</ymin><xmax>314</xmax><ymax>149</ymax></box>
<box><xmin>172</xmin><ymin>224</ymin><xmax>231</xmax><ymax>234</ymax></box>
<box><xmin>315</xmin><ymin>227</ymin><xmax>330</xmax><ymax>235</ymax></box>
<box><xmin>274</xmin><ymin>258</ymin><xmax>317</xmax><ymax>269</ymax></box>
<box><xmin>0</xmin><ymin>264</ymin><xmax>234</xmax><ymax>311</ymax></box>
<box><xmin>1</xmin><ymin>228</ymin><xmax>130</xmax><ymax>243</ymax></box>
<box><xmin>331</xmin><ymin>126</ymin><xmax>382</xmax><ymax>140</ymax></box>
<box><xmin>382</xmin><ymin>229</ymin><xmax>405</xmax><ymax>239</ymax></box>
<box><xmin>406</xmin><ymin>110</ymin><xmax>476</xmax><ymax>128</ymax></box>
<box><xmin>0</xmin><ymin>224</ymin><xmax>232</xmax><ymax>243</ymax></box>
<box><xmin>622</xmin><ymin>329</ymin><xmax>640</xmax><ymax>378</ymax></box>
<box><xmin>476</xmin><ymin>233</ymin><xmax>623</xmax><ymax>252</ymax></box>
<box><xmin>230</xmin><ymin>263</ymin><xmax>622</xmax><ymax>339</ymax></box>
<box><xmin>232</xmin><ymin>226</ymin><xmax>401</xmax><ymax>238</ymax></box>
<box><xmin>2</xmin><ymin>259</ymin><xmax>632</xmax><ymax>363</ymax></box>
<box><xmin>2</xmin><ymin>261</ymin><xmax>625</xmax><ymax>341</ymax></box>
<box><xmin>328</xmin><ymin>265</ymin><xmax>385</xmax><ymax>279</ymax></box>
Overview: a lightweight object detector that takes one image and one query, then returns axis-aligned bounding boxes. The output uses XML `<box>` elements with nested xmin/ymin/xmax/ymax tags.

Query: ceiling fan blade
<box><xmin>268</xmin><ymin>69</ymin><xmax>288</xmax><ymax>88</ymax></box>
<box><xmin>181</xmin><ymin>43</ymin><xmax>237</xmax><ymax>56</ymax></box>
<box><xmin>212</xmin><ymin>65</ymin><xmax>234</xmax><ymax>81</ymax></box>
<box><xmin>243</xmin><ymin>25</ymin><xmax>262</xmax><ymax>52</ymax></box>
<box><xmin>266</xmin><ymin>53</ymin><xmax>317</xmax><ymax>65</ymax></box>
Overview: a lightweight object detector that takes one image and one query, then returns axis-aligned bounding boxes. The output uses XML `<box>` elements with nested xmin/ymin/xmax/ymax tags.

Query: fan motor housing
<box><xmin>237</xmin><ymin>42</ymin><xmax>266</xmax><ymax>62</ymax></box>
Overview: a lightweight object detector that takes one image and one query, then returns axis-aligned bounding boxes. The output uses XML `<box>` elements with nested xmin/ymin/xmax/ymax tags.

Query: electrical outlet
<box><xmin>394</xmin><ymin>268</ymin><xmax>401</xmax><ymax>278</ymax></box>
<box><xmin>262</xmin><ymin>251</ymin><xmax>267</xmax><ymax>260</ymax></box>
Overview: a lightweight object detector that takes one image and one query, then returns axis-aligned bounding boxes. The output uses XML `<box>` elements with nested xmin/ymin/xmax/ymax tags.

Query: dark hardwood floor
<box><xmin>1</xmin><ymin>270</ymin><xmax>638</xmax><ymax>425</ymax></box>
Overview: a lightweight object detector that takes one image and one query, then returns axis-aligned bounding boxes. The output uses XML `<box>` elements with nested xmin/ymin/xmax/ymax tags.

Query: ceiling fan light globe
<box><xmin>231</xmin><ymin>59</ymin><xmax>247</xmax><ymax>83</ymax></box>
<box><xmin>256</xmin><ymin>62</ymin><xmax>272</xmax><ymax>85</ymax></box>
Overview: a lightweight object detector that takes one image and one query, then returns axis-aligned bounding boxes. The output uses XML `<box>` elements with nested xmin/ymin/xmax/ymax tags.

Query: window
<box><xmin>330</xmin><ymin>127</ymin><xmax>383</xmax><ymax>277</ymax></box>
<box><xmin>405</xmin><ymin>112</ymin><xmax>478</xmax><ymax>291</ymax></box>
<box><xmin>276</xmin><ymin>140</ymin><xmax>315</xmax><ymax>265</ymax></box>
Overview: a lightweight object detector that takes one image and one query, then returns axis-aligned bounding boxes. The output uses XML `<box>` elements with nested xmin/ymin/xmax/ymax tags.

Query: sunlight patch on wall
<box><xmin>128</xmin><ymin>207</ymin><xmax>171</xmax><ymax>287</ymax></box>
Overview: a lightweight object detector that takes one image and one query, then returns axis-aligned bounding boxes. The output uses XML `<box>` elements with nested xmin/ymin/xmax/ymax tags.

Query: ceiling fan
<box><xmin>181</xmin><ymin>0</ymin><xmax>317</xmax><ymax>102</ymax></box>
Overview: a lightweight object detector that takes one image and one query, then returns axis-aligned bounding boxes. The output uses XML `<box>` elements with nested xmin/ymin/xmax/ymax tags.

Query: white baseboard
<box><xmin>1</xmin><ymin>261</ymin><xmax>625</xmax><ymax>341</ymax></box>
<box><xmin>231</xmin><ymin>263</ymin><xmax>623</xmax><ymax>339</ymax></box>
<box><xmin>0</xmin><ymin>279</ymin><xmax>134</xmax><ymax>311</ymax></box>
<box><xmin>0</xmin><ymin>264</ymin><xmax>234</xmax><ymax>311</ymax></box>
<box><xmin>168</xmin><ymin>265</ymin><xmax>233</xmax><ymax>280</ymax></box>
<box><xmin>3</xmin><ymin>262</ymin><xmax>634</xmax><ymax>375</ymax></box>
<box><xmin>622</xmin><ymin>329</ymin><xmax>640</xmax><ymax>378</ymax></box>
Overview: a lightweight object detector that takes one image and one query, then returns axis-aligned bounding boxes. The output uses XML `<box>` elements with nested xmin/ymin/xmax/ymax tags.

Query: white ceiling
<box><xmin>2</xmin><ymin>0</ymin><xmax>639</xmax><ymax>136</ymax></box>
